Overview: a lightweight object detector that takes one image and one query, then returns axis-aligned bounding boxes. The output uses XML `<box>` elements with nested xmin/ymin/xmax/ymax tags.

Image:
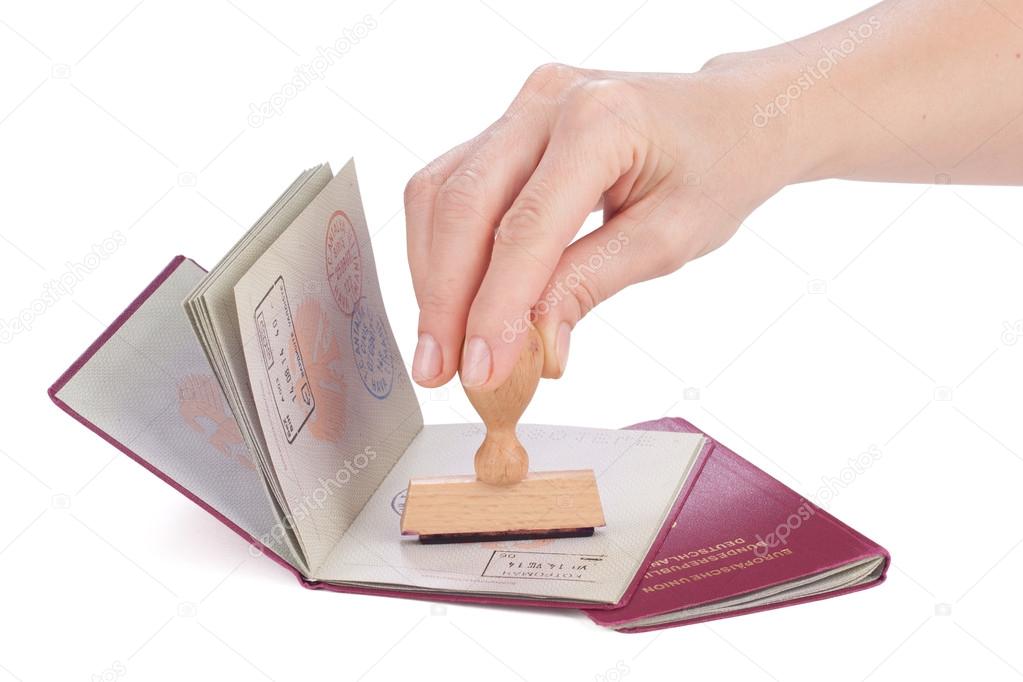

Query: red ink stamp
<box><xmin>325</xmin><ymin>210</ymin><xmax>362</xmax><ymax>315</ymax></box>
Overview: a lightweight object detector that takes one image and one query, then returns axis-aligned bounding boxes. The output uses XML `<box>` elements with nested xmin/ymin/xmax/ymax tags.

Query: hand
<box><xmin>404</xmin><ymin>61</ymin><xmax>805</xmax><ymax>391</ymax></box>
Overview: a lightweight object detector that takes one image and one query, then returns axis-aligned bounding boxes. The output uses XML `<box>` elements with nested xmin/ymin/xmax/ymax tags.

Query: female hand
<box><xmin>405</xmin><ymin>0</ymin><xmax>1023</xmax><ymax>391</ymax></box>
<box><xmin>404</xmin><ymin>61</ymin><xmax>801</xmax><ymax>390</ymax></box>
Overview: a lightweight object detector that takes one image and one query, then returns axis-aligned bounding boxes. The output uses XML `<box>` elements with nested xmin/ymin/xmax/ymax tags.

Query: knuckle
<box><xmin>404</xmin><ymin>168</ymin><xmax>439</xmax><ymax>207</ymax></box>
<box><xmin>567</xmin><ymin>270</ymin><xmax>604</xmax><ymax>318</ymax></box>
<box><xmin>563</xmin><ymin>91</ymin><xmax>608</xmax><ymax>127</ymax></box>
<box><xmin>524</xmin><ymin>62</ymin><xmax>577</xmax><ymax>94</ymax></box>
<box><xmin>581</xmin><ymin>77</ymin><xmax>635</xmax><ymax>102</ymax></box>
<box><xmin>496</xmin><ymin>191</ymin><xmax>551</xmax><ymax>246</ymax></box>
<box><xmin>419</xmin><ymin>283</ymin><xmax>463</xmax><ymax>317</ymax></box>
<box><xmin>566</xmin><ymin>79</ymin><xmax>637</xmax><ymax>123</ymax></box>
<box><xmin>435</xmin><ymin>166</ymin><xmax>486</xmax><ymax>222</ymax></box>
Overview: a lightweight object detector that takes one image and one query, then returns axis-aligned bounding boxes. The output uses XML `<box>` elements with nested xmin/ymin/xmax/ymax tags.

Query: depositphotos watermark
<box><xmin>89</xmin><ymin>659</ymin><xmax>127</xmax><ymax>682</ymax></box>
<box><xmin>753</xmin><ymin>445</ymin><xmax>883</xmax><ymax>556</ymax></box>
<box><xmin>500</xmin><ymin>230</ymin><xmax>631</xmax><ymax>344</ymax></box>
<box><xmin>248</xmin><ymin>15</ymin><xmax>378</xmax><ymax>127</ymax></box>
<box><xmin>1</xmin><ymin>231</ymin><xmax>127</xmax><ymax>344</ymax></box>
<box><xmin>249</xmin><ymin>446</ymin><xmax>377</xmax><ymax>556</ymax></box>
<box><xmin>1001</xmin><ymin>319</ymin><xmax>1023</xmax><ymax>345</ymax></box>
<box><xmin>752</xmin><ymin>15</ymin><xmax>881</xmax><ymax>128</ymax></box>
<box><xmin>595</xmin><ymin>661</ymin><xmax>630</xmax><ymax>682</ymax></box>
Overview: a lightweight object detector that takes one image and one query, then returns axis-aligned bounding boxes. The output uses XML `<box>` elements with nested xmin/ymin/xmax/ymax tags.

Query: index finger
<box><xmin>412</xmin><ymin>108</ymin><xmax>552</xmax><ymax>387</ymax></box>
<box><xmin>460</xmin><ymin>95</ymin><xmax>633</xmax><ymax>389</ymax></box>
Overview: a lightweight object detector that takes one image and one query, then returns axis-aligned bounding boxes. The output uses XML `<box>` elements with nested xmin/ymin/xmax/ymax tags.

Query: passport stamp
<box><xmin>254</xmin><ymin>276</ymin><xmax>315</xmax><ymax>442</ymax></box>
<box><xmin>482</xmin><ymin>550</ymin><xmax>605</xmax><ymax>582</ymax></box>
<box><xmin>325</xmin><ymin>210</ymin><xmax>362</xmax><ymax>315</ymax></box>
<box><xmin>350</xmin><ymin>297</ymin><xmax>394</xmax><ymax>399</ymax></box>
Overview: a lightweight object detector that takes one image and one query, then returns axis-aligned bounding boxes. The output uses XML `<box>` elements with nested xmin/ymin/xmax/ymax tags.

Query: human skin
<box><xmin>404</xmin><ymin>0</ymin><xmax>1023</xmax><ymax>391</ymax></box>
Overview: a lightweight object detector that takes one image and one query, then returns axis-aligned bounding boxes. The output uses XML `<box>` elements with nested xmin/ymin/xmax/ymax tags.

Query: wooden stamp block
<box><xmin>401</xmin><ymin>325</ymin><xmax>607</xmax><ymax>543</ymax></box>
<box><xmin>400</xmin><ymin>470</ymin><xmax>606</xmax><ymax>541</ymax></box>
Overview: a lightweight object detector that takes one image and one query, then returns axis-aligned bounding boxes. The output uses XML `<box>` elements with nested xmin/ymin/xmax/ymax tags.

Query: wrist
<box><xmin>701</xmin><ymin>47</ymin><xmax>853</xmax><ymax>187</ymax></box>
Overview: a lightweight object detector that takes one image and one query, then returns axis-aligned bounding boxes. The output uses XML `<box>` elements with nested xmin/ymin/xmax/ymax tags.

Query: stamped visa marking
<box><xmin>390</xmin><ymin>488</ymin><xmax>407</xmax><ymax>515</ymax></box>
<box><xmin>254</xmin><ymin>276</ymin><xmax>315</xmax><ymax>443</ymax></box>
<box><xmin>350</xmin><ymin>297</ymin><xmax>394</xmax><ymax>399</ymax></box>
<box><xmin>325</xmin><ymin>210</ymin><xmax>362</xmax><ymax>315</ymax></box>
<box><xmin>481</xmin><ymin>550</ymin><xmax>606</xmax><ymax>582</ymax></box>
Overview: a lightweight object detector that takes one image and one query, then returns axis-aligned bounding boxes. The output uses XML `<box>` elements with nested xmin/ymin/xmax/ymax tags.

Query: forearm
<box><xmin>406</xmin><ymin>3</ymin><xmax>1022</xmax><ymax>388</ymax></box>
<box><xmin>735</xmin><ymin>0</ymin><xmax>1023</xmax><ymax>185</ymax></box>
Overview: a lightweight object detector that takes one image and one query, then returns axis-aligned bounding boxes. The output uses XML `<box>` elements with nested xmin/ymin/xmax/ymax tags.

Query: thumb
<box><xmin>532</xmin><ymin>200</ymin><xmax>685</xmax><ymax>378</ymax></box>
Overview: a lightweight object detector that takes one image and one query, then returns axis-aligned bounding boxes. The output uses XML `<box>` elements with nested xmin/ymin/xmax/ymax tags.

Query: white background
<box><xmin>2</xmin><ymin>1</ymin><xmax>1022</xmax><ymax>680</ymax></box>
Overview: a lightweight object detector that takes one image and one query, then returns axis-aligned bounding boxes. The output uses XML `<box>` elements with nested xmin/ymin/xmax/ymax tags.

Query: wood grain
<box><xmin>465</xmin><ymin>326</ymin><xmax>544</xmax><ymax>485</ymax></box>
<box><xmin>400</xmin><ymin>470</ymin><xmax>606</xmax><ymax>536</ymax></box>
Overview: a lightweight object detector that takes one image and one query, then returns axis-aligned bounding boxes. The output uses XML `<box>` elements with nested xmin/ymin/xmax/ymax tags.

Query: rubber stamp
<box><xmin>400</xmin><ymin>325</ymin><xmax>607</xmax><ymax>544</ymax></box>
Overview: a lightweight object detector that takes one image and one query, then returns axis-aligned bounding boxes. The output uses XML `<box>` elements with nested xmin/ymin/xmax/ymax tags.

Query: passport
<box><xmin>587</xmin><ymin>418</ymin><xmax>889</xmax><ymax>631</ymax></box>
<box><xmin>49</xmin><ymin>160</ymin><xmax>711</xmax><ymax>609</ymax></box>
<box><xmin>48</xmin><ymin>159</ymin><xmax>887</xmax><ymax>625</ymax></box>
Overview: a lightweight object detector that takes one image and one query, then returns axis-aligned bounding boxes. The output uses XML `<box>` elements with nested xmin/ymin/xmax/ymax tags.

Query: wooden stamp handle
<box><xmin>465</xmin><ymin>325</ymin><xmax>544</xmax><ymax>485</ymax></box>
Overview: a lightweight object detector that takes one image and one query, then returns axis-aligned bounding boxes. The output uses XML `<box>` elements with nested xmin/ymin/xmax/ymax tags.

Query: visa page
<box><xmin>320</xmin><ymin>424</ymin><xmax>707</xmax><ymax>604</ymax></box>
<box><xmin>233</xmin><ymin>161</ymin><xmax>423</xmax><ymax>572</ymax></box>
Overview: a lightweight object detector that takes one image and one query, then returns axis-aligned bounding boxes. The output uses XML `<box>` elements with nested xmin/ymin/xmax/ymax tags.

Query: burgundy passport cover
<box><xmin>49</xmin><ymin>256</ymin><xmax>888</xmax><ymax>625</ymax></box>
<box><xmin>587</xmin><ymin>417</ymin><xmax>890</xmax><ymax>632</ymax></box>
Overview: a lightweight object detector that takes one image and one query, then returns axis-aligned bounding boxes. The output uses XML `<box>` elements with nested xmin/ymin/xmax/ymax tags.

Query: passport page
<box><xmin>319</xmin><ymin>424</ymin><xmax>708</xmax><ymax>604</ymax></box>
<box><xmin>233</xmin><ymin>160</ymin><xmax>423</xmax><ymax>573</ymax></box>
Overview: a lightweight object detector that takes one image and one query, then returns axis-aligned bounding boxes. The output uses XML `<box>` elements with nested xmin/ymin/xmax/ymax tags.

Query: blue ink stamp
<box><xmin>390</xmin><ymin>489</ymin><xmax>407</xmax><ymax>516</ymax></box>
<box><xmin>350</xmin><ymin>297</ymin><xmax>394</xmax><ymax>399</ymax></box>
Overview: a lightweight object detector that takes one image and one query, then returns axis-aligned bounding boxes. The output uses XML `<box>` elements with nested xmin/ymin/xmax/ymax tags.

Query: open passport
<box><xmin>50</xmin><ymin>160</ymin><xmax>889</xmax><ymax>629</ymax></box>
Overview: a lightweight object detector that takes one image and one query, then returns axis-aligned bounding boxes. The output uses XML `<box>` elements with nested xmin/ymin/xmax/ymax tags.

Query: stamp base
<box><xmin>418</xmin><ymin>527</ymin><xmax>594</xmax><ymax>545</ymax></box>
<box><xmin>399</xmin><ymin>470</ymin><xmax>606</xmax><ymax>543</ymax></box>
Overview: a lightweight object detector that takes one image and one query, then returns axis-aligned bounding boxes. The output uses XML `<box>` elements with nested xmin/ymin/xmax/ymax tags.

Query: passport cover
<box><xmin>587</xmin><ymin>418</ymin><xmax>890</xmax><ymax>631</ymax></box>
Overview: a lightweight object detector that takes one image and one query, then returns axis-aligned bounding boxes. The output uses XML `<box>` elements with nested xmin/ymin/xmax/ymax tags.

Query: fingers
<box><xmin>411</xmin><ymin>108</ymin><xmax>552</xmax><ymax>387</ymax></box>
<box><xmin>405</xmin><ymin>143</ymin><xmax>470</xmax><ymax>305</ymax></box>
<box><xmin>405</xmin><ymin>64</ymin><xmax>579</xmax><ymax>299</ymax></box>
<box><xmin>460</xmin><ymin>87</ymin><xmax>637</xmax><ymax>389</ymax></box>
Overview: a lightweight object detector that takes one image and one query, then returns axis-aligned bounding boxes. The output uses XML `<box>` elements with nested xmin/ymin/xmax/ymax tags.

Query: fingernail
<box><xmin>556</xmin><ymin>321</ymin><xmax>571</xmax><ymax>375</ymax></box>
<box><xmin>460</xmin><ymin>336</ymin><xmax>492</xmax><ymax>387</ymax></box>
<box><xmin>412</xmin><ymin>333</ymin><xmax>442</xmax><ymax>382</ymax></box>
